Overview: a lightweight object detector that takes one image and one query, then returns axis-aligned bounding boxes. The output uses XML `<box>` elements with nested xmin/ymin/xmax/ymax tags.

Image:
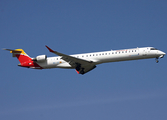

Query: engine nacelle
<box><xmin>32</xmin><ymin>55</ymin><xmax>47</xmax><ymax>62</ymax></box>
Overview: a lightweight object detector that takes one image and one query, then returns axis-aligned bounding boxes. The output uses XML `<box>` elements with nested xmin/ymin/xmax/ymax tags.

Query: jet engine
<box><xmin>32</xmin><ymin>55</ymin><xmax>47</xmax><ymax>62</ymax></box>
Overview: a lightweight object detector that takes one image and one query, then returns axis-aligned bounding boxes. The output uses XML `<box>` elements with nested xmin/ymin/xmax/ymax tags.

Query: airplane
<box><xmin>4</xmin><ymin>46</ymin><xmax>166</xmax><ymax>75</ymax></box>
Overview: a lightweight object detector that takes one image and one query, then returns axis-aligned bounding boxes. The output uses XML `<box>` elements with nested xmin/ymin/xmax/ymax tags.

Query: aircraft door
<box><xmin>142</xmin><ymin>49</ymin><xmax>147</xmax><ymax>56</ymax></box>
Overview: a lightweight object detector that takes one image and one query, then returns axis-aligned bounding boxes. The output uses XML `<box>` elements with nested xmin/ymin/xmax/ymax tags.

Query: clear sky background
<box><xmin>1</xmin><ymin>1</ymin><xmax>167</xmax><ymax>120</ymax></box>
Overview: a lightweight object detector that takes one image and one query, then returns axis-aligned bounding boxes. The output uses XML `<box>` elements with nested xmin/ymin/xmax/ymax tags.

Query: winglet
<box><xmin>45</xmin><ymin>45</ymin><xmax>54</xmax><ymax>52</ymax></box>
<box><xmin>75</xmin><ymin>69</ymin><xmax>80</xmax><ymax>74</ymax></box>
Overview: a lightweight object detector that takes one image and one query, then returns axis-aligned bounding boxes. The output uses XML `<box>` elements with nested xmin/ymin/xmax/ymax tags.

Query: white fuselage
<box><xmin>36</xmin><ymin>47</ymin><xmax>165</xmax><ymax>69</ymax></box>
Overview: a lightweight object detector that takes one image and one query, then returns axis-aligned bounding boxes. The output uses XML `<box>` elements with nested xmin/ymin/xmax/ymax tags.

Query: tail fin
<box><xmin>4</xmin><ymin>48</ymin><xmax>32</xmax><ymax>63</ymax></box>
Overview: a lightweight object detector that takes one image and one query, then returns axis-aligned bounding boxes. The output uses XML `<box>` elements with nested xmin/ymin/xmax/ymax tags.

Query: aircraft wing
<box><xmin>45</xmin><ymin>46</ymin><xmax>96</xmax><ymax>74</ymax></box>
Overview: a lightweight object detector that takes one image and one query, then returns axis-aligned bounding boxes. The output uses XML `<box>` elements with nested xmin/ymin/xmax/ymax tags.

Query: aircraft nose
<box><xmin>158</xmin><ymin>51</ymin><xmax>166</xmax><ymax>58</ymax></box>
<box><xmin>158</xmin><ymin>51</ymin><xmax>166</xmax><ymax>55</ymax></box>
<box><xmin>161</xmin><ymin>51</ymin><xmax>166</xmax><ymax>55</ymax></box>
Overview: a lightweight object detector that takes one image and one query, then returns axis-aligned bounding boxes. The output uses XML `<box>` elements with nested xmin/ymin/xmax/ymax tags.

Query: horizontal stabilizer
<box><xmin>3</xmin><ymin>48</ymin><xmax>22</xmax><ymax>53</ymax></box>
<box><xmin>3</xmin><ymin>48</ymin><xmax>29</xmax><ymax>58</ymax></box>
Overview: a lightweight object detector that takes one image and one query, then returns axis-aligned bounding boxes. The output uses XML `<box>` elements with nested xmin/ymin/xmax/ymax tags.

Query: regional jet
<box><xmin>4</xmin><ymin>46</ymin><xmax>165</xmax><ymax>74</ymax></box>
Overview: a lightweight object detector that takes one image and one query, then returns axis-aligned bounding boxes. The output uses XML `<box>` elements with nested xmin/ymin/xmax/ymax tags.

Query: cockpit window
<box><xmin>150</xmin><ymin>48</ymin><xmax>158</xmax><ymax>50</ymax></box>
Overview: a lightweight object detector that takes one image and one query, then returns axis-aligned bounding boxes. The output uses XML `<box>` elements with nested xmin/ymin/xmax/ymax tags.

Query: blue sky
<box><xmin>1</xmin><ymin>0</ymin><xmax>167</xmax><ymax>120</ymax></box>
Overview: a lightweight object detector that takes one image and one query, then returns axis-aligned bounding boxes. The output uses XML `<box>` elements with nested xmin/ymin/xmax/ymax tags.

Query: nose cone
<box><xmin>161</xmin><ymin>51</ymin><xmax>166</xmax><ymax>55</ymax></box>
<box><xmin>158</xmin><ymin>51</ymin><xmax>166</xmax><ymax>55</ymax></box>
<box><xmin>163</xmin><ymin>52</ymin><xmax>166</xmax><ymax>55</ymax></box>
<box><xmin>158</xmin><ymin>51</ymin><xmax>166</xmax><ymax>58</ymax></box>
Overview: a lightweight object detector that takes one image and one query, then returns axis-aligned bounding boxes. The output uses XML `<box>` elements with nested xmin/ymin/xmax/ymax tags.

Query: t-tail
<box><xmin>4</xmin><ymin>48</ymin><xmax>42</xmax><ymax>69</ymax></box>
